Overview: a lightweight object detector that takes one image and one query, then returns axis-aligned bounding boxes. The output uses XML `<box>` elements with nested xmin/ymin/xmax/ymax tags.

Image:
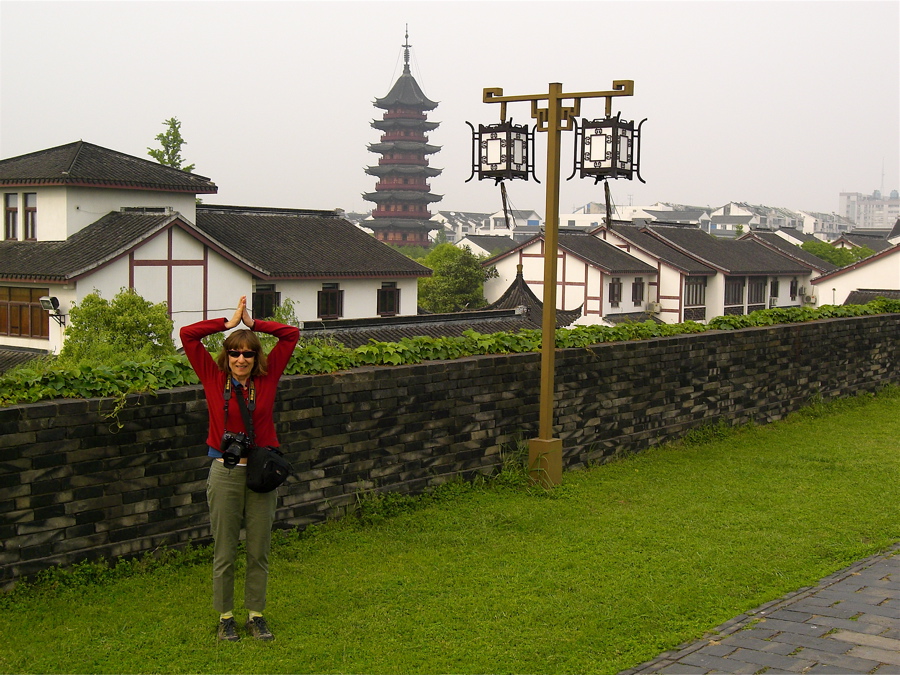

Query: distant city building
<box><xmin>430</xmin><ymin>210</ymin><xmax>490</xmax><ymax>243</ymax></box>
<box><xmin>363</xmin><ymin>31</ymin><xmax>442</xmax><ymax>247</ymax></box>
<box><xmin>839</xmin><ymin>190</ymin><xmax>900</xmax><ymax>229</ymax></box>
<box><xmin>796</xmin><ymin>210</ymin><xmax>853</xmax><ymax>240</ymax></box>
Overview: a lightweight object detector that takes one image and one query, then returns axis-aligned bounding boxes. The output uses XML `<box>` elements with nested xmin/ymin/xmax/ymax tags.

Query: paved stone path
<box><xmin>621</xmin><ymin>543</ymin><xmax>900</xmax><ymax>674</ymax></box>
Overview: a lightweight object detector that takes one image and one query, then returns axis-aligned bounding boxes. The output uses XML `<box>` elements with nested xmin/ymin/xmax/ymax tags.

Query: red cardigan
<box><xmin>180</xmin><ymin>318</ymin><xmax>300</xmax><ymax>452</ymax></box>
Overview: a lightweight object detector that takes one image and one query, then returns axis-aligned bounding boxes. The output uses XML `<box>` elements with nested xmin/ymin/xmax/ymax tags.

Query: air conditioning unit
<box><xmin>803</xmin><ymin>294</ymin><xmax>817</xmax><ymax>305</ymax></box>
<box><xmin>646</xmin><ymin>301</ymin><xmax>661</xmax><ymax>314</ymax></box>
<box><xmin>768</xmin><ymin>297</ymin><xmax>778</xmax><ymax>308</ymax></box>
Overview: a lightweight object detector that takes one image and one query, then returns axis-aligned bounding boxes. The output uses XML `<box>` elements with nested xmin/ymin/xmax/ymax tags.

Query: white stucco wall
<box><xmin>1</xmin><ymin>186</ymin><xmax>196</xmax><ymax>241</ymax></box>
<box><xmin>482</xmin><ymin>239</ymin><xmax>660</xmax><ymax>327</ymax></box>
<box><xmin>812</xmin><ymin>248</ymin><xmax>900</xmax><ymax>305</ymax></box>
<box><xmin>63</xmin><ymin>187</ymin><xmax>197</xmax><ymax>237</ymax></box>
<box><xmin>277</xmin><ymin>277</ymin><xmax>420</xmax><ymax>323</ymax></box>
<box><xmin>0</xmin><ymin>187</ymin><xmax>69</xmax><ymax>241</ymax></box>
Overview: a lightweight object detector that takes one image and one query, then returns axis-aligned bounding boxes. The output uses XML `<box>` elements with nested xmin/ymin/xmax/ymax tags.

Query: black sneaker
<box><xmin>245</xmin><ymin>615</ymin><xmax>275</xmax><ymax>641</ymax></box>
<box><xmin>217</xmin><ymin>617</ymin><xmax>240</xmax><ymax>642</ymax></box>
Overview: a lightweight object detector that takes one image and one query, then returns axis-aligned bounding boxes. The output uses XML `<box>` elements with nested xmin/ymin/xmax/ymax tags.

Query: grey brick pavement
<box><xmin>621</xmin><ymin>543</ymin><xmax>900</xmax><ymax>674</ymax></box>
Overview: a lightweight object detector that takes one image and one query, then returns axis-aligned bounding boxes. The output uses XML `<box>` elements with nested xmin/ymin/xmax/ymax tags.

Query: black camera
<box><xmin>221</xmin><ymin>431</ymin><xmax>251</xmax><ymax>468</ymax></box>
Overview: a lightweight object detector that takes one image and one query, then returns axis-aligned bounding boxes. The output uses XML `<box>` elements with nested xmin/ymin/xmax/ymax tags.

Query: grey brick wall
<box><xmin>1</xmin><ymin>315</ymin><xmax>897</xmax><ymax>588</ymax></box>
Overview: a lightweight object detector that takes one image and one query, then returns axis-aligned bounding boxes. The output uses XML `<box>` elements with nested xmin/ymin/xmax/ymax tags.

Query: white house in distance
<box><xmin>811</xmin><ymin>244</ymin><xmax>900</xmax><ymax>306</ymax></box>
<box><xmin>599</xmin><ymin>222</ymin><xmax>717</xmax><ymax>323</ymax></box>
<box><xmin>483</xmin><ymin>221</ymin><xmax>821</xmax><ymax>327</ymax></box>
<box><xmin>636</xmin><ymin>223</ymin><xmax>819</xmax><ymax>316</ymax></box>
<box><xmin>0</xmin><ymin>141</ymin><xmax>430</xmax><ymax>355</ymax></box>
<box><xmin>483</xmin><ymin>229</ymin><xmax>658</xmax><ymax>326</ymax></box>
<box><xmin>454</xmin><ymin>235</ymin><xmax>517</xmax><ymax>258</ymax></box>
<box><xmin>429</xmin><ymin>210</ymin><xmax>491</xmax><ymax>243</ymax></box>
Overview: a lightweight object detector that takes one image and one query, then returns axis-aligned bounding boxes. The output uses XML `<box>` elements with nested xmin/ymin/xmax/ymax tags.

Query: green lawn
<box><xmin>2</xmin><ymin>388</ymin><xmax>898</xmax><ymax>674</ymax></box>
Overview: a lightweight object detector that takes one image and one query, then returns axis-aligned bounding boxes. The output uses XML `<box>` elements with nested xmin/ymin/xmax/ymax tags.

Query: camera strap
<box><xmin>223</xmin><ymin>378</ymin><xmax>256</xmax><ymax>444</ymax></box>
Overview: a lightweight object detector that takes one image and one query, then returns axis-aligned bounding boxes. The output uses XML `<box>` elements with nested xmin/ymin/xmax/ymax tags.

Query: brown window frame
<box><xmin>608</xmin><ymin>277</ymin><xmax>622</xmax><ymax>307</ymax></box>
<box><xmin>631</xmin><ymin>278</ymin><xmax>644</xmax><ymax>306</ymax></box>
<box><xmin>377</xmin><ymin>282</ymin><xmax>400</xmax><ymax>317</ymax></box>
<box><xmin>0</xmin><ymin>286</ymin><xmax>50</xmax><ymax>338</ymax></box>
<box><xmin>4</xmin><ymin>193</ymin><xmax>18</xmax><ymax>240</ymax></box>
<box><xmin>23</xmin><ymin>193</ymin><xmax>37</xmax><ymax>240</ymax></box>
<box><xmin>684</xmin><ymin>276</ymin><xmax>707</xmax><ymax>307</ymax></box>
<box><xmin>317</xmin><ymin>284</ymin><xmax>344</xmax><ymax>320</ymax></box>
<box><xmin>724</xmin><ymin>277</ymin><xmax>745</xmax><ymax>306</ymax></box>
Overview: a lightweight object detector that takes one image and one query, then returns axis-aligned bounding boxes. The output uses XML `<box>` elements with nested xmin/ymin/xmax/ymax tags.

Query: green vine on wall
<box><xmin>1</xmin><ymin>299</ymin><xmax>898</xmax><ymax>407</ymax></box>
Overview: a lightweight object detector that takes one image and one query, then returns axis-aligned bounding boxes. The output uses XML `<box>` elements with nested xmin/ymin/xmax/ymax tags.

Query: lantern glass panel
<box><xmin>512</xmin><ymin>137</ymin><xmax>525</xmax><ymax>166</ymax></box>
<box><xmin>588</xmin><ymin>133</ymin><xmax>611</xmax><ymax>166</ymax></box>
<box><xmin>485</xmin><ymin>138</ymin><xmax>503</xmax><ymax>165</ymax></box>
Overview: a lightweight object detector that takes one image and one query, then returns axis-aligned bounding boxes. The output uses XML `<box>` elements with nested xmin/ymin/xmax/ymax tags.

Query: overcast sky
<box><xmin>2</xmin><ymin>1</ymin><xmax>897</xmax><ymax>219</ymax></box>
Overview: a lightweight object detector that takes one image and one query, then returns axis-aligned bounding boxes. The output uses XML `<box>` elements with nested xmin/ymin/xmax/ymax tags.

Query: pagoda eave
<box><xmin>367</xmin><ymin>218</ymin><xmax>439</xmax><ymax>230</ymax></box>
<box><xmin>365</xmin><ymin>165</ymin><xmax>442</xmax><ymax>178</ymax></box>
<box><xmin>368</xmin><ymin>141</ymin><xmax>441</xmax><ymax>154</ymax></box>
<box><xmin>371</xmin><ymin>119</ymin><xmax>440</xmax><ymax>132</ymax></box>
<box><xmin>363</xmin><ymin>191</ymin><xmax>443</xmax><ymax>204</ymax></box>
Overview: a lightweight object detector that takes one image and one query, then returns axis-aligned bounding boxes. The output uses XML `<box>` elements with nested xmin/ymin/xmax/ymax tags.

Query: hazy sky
<box><xmin>2</xmin><ymin>1</ymin><xmax>897</xmax><ymax>219</ymax></box>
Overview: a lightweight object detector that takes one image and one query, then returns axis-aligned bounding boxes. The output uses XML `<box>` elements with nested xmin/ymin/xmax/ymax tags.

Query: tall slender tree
<box><xmin>147</xmin><ymin>117</ymin><xmax>195</xmax><ymax>173</ymax></box>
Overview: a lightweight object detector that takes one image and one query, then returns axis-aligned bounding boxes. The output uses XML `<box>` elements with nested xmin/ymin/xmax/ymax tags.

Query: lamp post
<box><xmin>471</xmin><ymin>81</ymin><xmax>642</xmax><ymax>487</ymax></box>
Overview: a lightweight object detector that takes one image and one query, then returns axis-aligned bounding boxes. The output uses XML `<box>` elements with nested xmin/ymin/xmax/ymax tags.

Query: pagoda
<box><xmin>364</xmin><ymin>30</ymin><xmax>442</xmax><ymax>247</ymax></box>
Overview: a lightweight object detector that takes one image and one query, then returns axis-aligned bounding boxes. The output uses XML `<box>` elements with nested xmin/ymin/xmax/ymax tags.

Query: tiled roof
<box><xmin>889</xmin><ymin>218</ymin><xmax>900</xmax><ymax>240</ymax></box>
<box><xmin>770</xmin><ymin>227</ymin><xmax>819</xmax><ymax>243</ymax></box>
<box><xmin>0</xmin><ymin>347</ymin><xmax>47</xmax><ymax>375</ymax></box>
<box><xmin>1</xmin><ymin>205</ymin><xmax>432</xmax><ymax>283</ymax></box>
<box><xmin>301</xmin><ymin>266</ymin><xmax>583</xmax><ymax>349</ymax></box>
<box><xmin>847</xmin><ymin>228</ymin><xmax>891</xmax><ymax>238</ymax></box>
<box><xmin>365</xmin><ymin>216</ymin><xmax>440</xmax><ymax>231</ymax></box>
<box><xmin>195</xmin><ymin>205</ymin><xmax>432</xmax><ymax>278</ymax></box>
<box><xmin>711</xmin><ymin>215</ymin><xmax>753</xmax><ymax>224</ymax></box>
<box><xmin>299</xmin><ymin>309</ymin><xmax>534</xmax><ymax>349</ymax></box>
<box><xmin>836</xmin><ymin>234</ymin><xmax>894</xmax><ymax>253</ymax></box>
<box><xmin>741</xmin><ymin>231</ymin><xmax>837</xmax><ymax>273</ymax></box>
<box><xmin>644</xmin><ymin>209</ymin><xmax>708</xmax><ymax>221</ymax></box>
<box><xmin>645</xmin><ymin>224</ymin><xmax>814</xmax><ymax>275</ymax></box>
<box><xmin>557</xmin><ymin>231</ymin><xmax>657</xmax><ymax>274</ymax></box>
<box><xmin>604</xmin><ymin>311</ymin><xmax>664</xmax><ymax>325</ymax></box>
<box><xmin>460</xmin><ymin>236</ymin><xmax>517</xmax><ymax>255</ymax></box>
<box><xmin>365</xmin><ymin>164</ymin><xmax>442</xmax><ymax>178</ymax></box>
<box><xmin>487</xmin><ymin>267</ymin><xmax>582</xmax><ymax>328</ymax></box>
<box><xmin>606</xmin><ymin>223</ymin><xmax>715</xmax><ymax>275</ymax></box>
<box><xmin>0</xmin><ymin>141</ymin><xmax>217</xmax><ymax>194</ymax></box>
<box><xmin>844</xmin><ymin>289</ymin><xmax>900</xmax><ymax>305</ymax></box>
<box><xmin>374</xmin><ymin>66</ymin><xmax>438</xmax><ymax>110</ymax></box>
<box><xmin>0</xmin><ymin>211</ymin><xmax>180</xmax><ymax>282</ymax></box>
<box><xmin>436</xmin><ymin>211</ymin><xmax>491</xmax><ymax>228</ymax></box>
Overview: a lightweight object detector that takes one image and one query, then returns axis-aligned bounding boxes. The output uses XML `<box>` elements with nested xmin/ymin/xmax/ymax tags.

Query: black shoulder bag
<box><xmin>232</xmin><ymin>381</ymin><xmax>293</xmax><ymax>493</ymax></box>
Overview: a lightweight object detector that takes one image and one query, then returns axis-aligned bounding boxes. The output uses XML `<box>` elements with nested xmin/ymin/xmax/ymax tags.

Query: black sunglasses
<box><xmin>227</xmin><ymin>350</ymin><xmax>257</xmax><ymax>359</ymax></box>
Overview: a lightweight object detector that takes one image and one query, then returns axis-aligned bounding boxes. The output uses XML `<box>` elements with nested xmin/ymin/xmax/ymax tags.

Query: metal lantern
<box><xmin>466</xmin><ymin>120</ymin><xmax>537</xmax><ymax>182</ymax></box>
<box><xmin>571</xmin><ymin>113</ymin><xmax>646</xmax><ymax>183</ymax></box>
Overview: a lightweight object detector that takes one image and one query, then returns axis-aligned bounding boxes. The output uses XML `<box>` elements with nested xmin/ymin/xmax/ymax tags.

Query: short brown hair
<box><xmin>215</xmin><ymin>329</ymin><xmax>269</xmax><ymax>377</ymax></box>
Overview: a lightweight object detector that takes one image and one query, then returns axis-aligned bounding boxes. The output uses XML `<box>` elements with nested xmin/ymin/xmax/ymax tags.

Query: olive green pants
<box><xmin>207</xmin><ymin>460</ymin><xmax>278</xmax><ymax>614</ymax></box>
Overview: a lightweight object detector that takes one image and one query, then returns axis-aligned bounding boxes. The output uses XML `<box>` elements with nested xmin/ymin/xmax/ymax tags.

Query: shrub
<box><xmin>1</xmin><ymin>300</ymin><xmax>899</xmax><ymax>407</ymax></box>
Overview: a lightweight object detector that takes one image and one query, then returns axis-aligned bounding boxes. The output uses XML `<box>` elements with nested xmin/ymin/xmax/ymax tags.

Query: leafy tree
<box><xmin>147</xmin><ymin>117</ymin><xmax>195</xmax><ymax>173</ymax></box>
<box><xmin>417</xmin><ymin>244</ymin><xmax>498</xmax><ymax>313</ymax></box>
<box><xmin>801</xmin><ymin>240</ymin><xmax>875</xmax><ymax>266</ymax></box>
<box><xmin>386</xmin><ymin>243</ymin><xmax>432</xmax><ymax>262</ymax></box>
<box><xmin>59</xmin><ymin>288</ymin><xmax>175</xmax><ymax>366</ymax></box>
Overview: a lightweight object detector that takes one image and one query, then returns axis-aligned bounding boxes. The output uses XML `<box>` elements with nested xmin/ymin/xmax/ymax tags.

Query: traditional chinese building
<box><xmin>363</xmin><ymin>31</ymin><xmax>442</xmax><ymax>247</ymax></box>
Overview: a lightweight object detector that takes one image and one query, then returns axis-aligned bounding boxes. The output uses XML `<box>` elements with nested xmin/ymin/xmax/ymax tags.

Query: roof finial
<box><xmin>403</xmin><ymin>24</ymin><xmax>411</xmax><ymax>74</ymax></box>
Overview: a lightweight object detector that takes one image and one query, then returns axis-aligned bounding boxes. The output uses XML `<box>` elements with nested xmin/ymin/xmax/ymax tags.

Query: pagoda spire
<box><xmin>364</xmin><ymin>28</ymin><xmax>442</xmax><ymax>248</ymax></box>
<box><xmin>403</xmin><ymin>24</ymin><xmax>411</xmax><ymax>74</ymax></box>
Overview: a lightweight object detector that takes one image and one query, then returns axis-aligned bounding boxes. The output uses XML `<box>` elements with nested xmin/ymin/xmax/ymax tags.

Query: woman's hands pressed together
<box><xmin>225</xmin><ymin>296</ymin><xmax>255</xmax><ymax>330</ymax></box>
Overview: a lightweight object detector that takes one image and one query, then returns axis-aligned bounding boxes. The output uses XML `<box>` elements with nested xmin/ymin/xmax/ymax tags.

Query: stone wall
<box><xmin>1</xmin><ymin>314</ymin><xmax>898</xmax><ymax>588</ymax></box>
